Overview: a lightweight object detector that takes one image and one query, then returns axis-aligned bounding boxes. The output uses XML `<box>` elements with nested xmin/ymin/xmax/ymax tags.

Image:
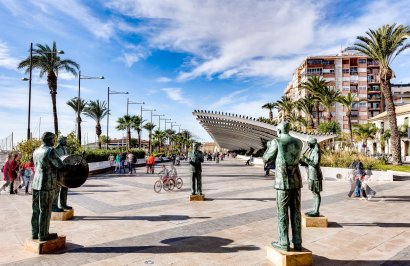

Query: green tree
<box><xmin>16</xmin><ymin>138</ymin><xmax>42</xmax><ymax>162</ymax></box>
<box><xmin>262</xmin><ymin>102</ymin><xmax>275</xmax><ymax>120</ymax></box>
<box><xmin>353</xmin><ymin>123</ymin><xmax>378</xmax><ymax>154</ymax></box>
<box><xmin>100</xmin><ymin>135</ymin><xmax>111</xmax><ymax>145</ymax></box>
<box><xmin>380</xmin><ymin>129</ymin><xmax>391</xmax><ymax>153</ymax></box>
<box><xmin>315</xmin><ymin>86</ymin><xmax>341</xmax><ymax>122</ymax></box>
<box><xmin>67</xmin><ymin>97</ymin><xmax>87</xmax><ymax>143</ymax></box>
<box><xmin>18</xmin><ymin>41</ymin><xmax>80</xmax><ymax>135</ymax></box>
<box><xmin>302</xmin><ymin>76</ymin><xmax>328</xmax><ymax>127</ymax></box>
<box><xmin>318</xmin><ymin>121</ymin><xmax>341</xmax><ymax>134</ymax></box>
<box><xmin>296</xmin><ymin>96</ymin><xmax>315</xmax><ymax>129</ymax></box>
<box><xmin>152</xmin><ymin>129</ymin><xmax>167</xmax><ymax>152</ymax></box>
<box><xmin>347</xmin><ymin>24</ymin><xmax>410</xmax><ymax>165</ymax></box>
<box><xmin>83</xmin><ymin>100</ymin><xmax>108</xmax><ymax>149</ymax></box>
<box><xmin>337</xmin><ymin>92</ymin><xmax>359</xmax><ymax>142</ymax></box>
<box><xmin>273</xmin><ymin>96</ymin><xmax>293</xmax><ymax>120</ymax></box>
<box><xmin>143</xmin><ymin>122</ymin><xmax>156</xmax><ymax>153</ymax></box>
<box><xmin>116</xmin><ymin>115</ymin><xmax>141</xmax><ymax>149</ymax></box>
<box><xmin>129</xmin><ymin>115</ymin><xmax>143</xmax><ymax>148</ymax></box>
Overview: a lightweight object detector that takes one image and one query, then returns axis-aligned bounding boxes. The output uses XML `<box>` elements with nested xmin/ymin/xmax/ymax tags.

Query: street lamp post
<box><xmin>126</xmin><ymin>98</ymin><xmax>144</xmax><ymax>116</ymax></box>
<box><xmin>140</xmin><ymin>107</ymin><xmax>155</xmax><ymax>148</ymax></box>
<box><xmin>152</xmin><ymin>114</ymin><xmax>165</xmax><ymax>130</ymax></box>
<box><xmin>77</xmin><ymin>71</ymin><xmax>104</xmax><ymax>143</ymax></box>
<box><xmin>22</xmin><ymin>42</ymin><xmax>64</xmax><ymax>140</ymax></box>
<box><xmin>165</xmin><ymin>120</ymin><xmax>175</xmax><ymax>130</ymax></box>
<box><xmin>162</xmin><ymin>118</ymin><xmax>171</xmax><ymax>130</ymax></box>
<box><xmin>107</xmin><ymin>87</ymin><xmax>128</xmax><ymax>149</ymax></box>
<box><xmin>173</xmin><ymin>124</ymin><xmax>181</xmax><ymax>132</ymax></box>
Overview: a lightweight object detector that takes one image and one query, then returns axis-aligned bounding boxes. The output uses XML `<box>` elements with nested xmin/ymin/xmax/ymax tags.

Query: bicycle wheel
<box><xmin>176</xmin><ymin>178</ymin><xmax>183</xmax><ymax>189</ymax></box>
<box><xmin>166</xmin><ymin>179</ymin><xmax>175</xmax><ymax>191</ymax></box>
<box><xmin>154</xmin><ymin>180</ymin><xmax>162</xmax><ymax>193</ymax></box>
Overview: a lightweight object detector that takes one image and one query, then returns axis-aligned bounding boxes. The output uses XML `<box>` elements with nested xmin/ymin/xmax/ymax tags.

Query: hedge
<box><xmin>84</xmin><ymin>148</ymin><xmax>145</xmax><ymax>163</ymax></box>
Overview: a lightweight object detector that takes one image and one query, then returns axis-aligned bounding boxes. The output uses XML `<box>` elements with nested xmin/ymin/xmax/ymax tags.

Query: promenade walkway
<box><xmin>0</xmin><ymin>158</ymin><xmax>410</xmax><ymax>265</ymax></box>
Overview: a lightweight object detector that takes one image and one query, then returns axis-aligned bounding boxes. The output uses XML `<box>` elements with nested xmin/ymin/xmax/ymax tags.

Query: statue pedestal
<box><xmin>266</xmin><ymin>245</ymin><xmax>312</xmax><ymax>266</ymax></box>
<box><xmin>189</xmin><ymin>194</ymin><xmax>205</xmax><ymax>201</ymax></box>
<box><xmin>302</xmin><ymin>214</ymin><xmax>328</xmax><ymax>227</ymax></box>
<box><xmin>51</xmin><ymin>209</ymin><xmax>74</xmax><ymax>221</ymax></box>
<box><xmin>25</xmin><ymin>236</ymin><xmax>66</xmax><ymax>254</ymax></box>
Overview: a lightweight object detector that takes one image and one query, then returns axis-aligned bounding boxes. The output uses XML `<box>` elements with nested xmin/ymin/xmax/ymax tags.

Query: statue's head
<box><xmin>57</xmin><ymin>135</ymin><xmax>67</xmax><ymax>146</ymax></box>
<box><xmin>42</xmin><ymin>132</ymin><xmax>55</xmax><ymax>146</ymax></box>
<box><xmin>307</xmin><ymin>137</ymin><xmax>317</xmax><ymax>148</ymax></box>
<box><xmin>194</xmin><ymin>142</ymin><xmax>201</xmax><ymax>150</ymax></box>
<box><xmin>277</xmin><ymin>121</ymin><xmax>290</xmax><ymax>135</ymax></box>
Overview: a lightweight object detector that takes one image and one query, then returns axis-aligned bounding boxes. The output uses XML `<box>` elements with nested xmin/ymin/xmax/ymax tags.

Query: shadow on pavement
<box><xmin>314</xmin><ymin>255</ymin><xmax>410</xmax><ymax>266</ymax></box>
<box><xmin>208</xmin><ymin>197</ymin><xmax>275</xmax><ymax>202</ymax></box>
<box><xmin>340</xmin><ymin>222</ymin><xmax>410</xmax><ymax>228</ymax></box>
<box><xmin>73</xmin><ymin>215</ymin><xmax>211</xmax><ymax>221</ymax></box>
<box><xmin>66</xmin><ymin>236</ymin><xmax>259</xmax><ymax>254</ymax></box>
<box><xmin>378</xmin><ymin>196</ymin><xmax>410</xmax><ymax>202</ymax></box>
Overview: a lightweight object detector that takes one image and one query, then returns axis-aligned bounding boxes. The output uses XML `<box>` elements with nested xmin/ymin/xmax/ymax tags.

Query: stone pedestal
<box><xmin>51</xmin><ymin>209</ymin><xmax>74</xmax><ymax>221</ymax></box>
<box><xmin>25</xmin><ymin>236</ymin><xmax>66</xmax><ymax>254</ymax></box>
<box><xmin>302</xmin><ymin>214</ymin><xmax>328</xmax><ymax>227</ymax></box>
<box><xmin>267</xmin><ymin>245</ymin><xmax>312</xmax><ymax>266</ymax></box>
<box><xmin>189</xmin><ymin>194</ymin><xmax>205</xmax><ymax>201</ymax></box>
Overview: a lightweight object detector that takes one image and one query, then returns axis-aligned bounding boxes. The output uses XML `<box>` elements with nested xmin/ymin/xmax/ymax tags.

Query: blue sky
<box><xmin>1</xmin><ymin>0</ymin><xmax>410</xmax><ymax>144</ymax></box>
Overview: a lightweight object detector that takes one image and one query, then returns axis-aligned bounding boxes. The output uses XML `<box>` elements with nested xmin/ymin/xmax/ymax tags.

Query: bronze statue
<box><xmin>301</xmin><ymin>137</ymin><xmax>323</xmax><ymax>217</ymax></box>
<box><xmin>188</xmin><ymin>142</ymin><xmax>204</xmax><ymax>195</ymax></box>
<box><xmin>31</xmin><ymin>132</ymin><xmax>74</xmax><ymax>241</ymax></box>
<box><xmin>263</xmin><ymin>121</ymin><xmax>303</xmax><ymax>251</ymax></box>
<box><xmin>52</xmin><ymin>135</ymin><xmax>72</xmax><ymax>212</ymax></box>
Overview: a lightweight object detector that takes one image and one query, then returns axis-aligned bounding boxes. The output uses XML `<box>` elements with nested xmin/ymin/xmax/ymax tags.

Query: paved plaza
<box><xmin>1</xmin><ymin>158</ymin><xmax>410</xmax><ymax>265</ymax></box>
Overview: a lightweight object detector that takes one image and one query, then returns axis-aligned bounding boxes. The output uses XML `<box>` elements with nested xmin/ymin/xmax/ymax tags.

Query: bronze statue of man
<box><xmin>32</xmin><ymin>132</ymin><xmax>67</xmax><ymax>241</ymax></box>
<box><xmin>52</xmin><ymin>135</ymin><xmax>72</xmax><ymax>211</ymax></box>
<box><xmin>188</xmin><ymin>143</ymin><xmax>204</xmax><ymax>195</ymax></box>
<box><xmin>263</xmin><ymin>121</ymin><xmax>303</xmax><ymax>251</ymax></box>
<box><xmin>301</xmin><ymin>137</ymin><xmax>323</xmax><ymax>217</ymax></box>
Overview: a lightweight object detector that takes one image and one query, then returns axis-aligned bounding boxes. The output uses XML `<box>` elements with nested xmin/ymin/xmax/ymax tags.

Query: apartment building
<box><xmin>392</xmin><ymin>83</ymin><xmax>410</xmax><ymax>106</ymax></box>
<box><xmin>283</xmin><ymin>52</ymin><xmax>382</xmax><ymax>132</ymax></box>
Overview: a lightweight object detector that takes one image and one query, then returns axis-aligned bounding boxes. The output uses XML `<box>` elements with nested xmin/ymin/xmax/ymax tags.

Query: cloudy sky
<box><xmin>1</xmin><ymin>0</ymin><xmax>410</xmax><ymax>144</ymax></box>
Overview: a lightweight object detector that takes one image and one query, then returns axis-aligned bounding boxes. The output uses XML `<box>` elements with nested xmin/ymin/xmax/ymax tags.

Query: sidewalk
<box><xmin>0</xmin><ymin>158</ymin><xmax>409</xmax><ymax>265</ymax></box>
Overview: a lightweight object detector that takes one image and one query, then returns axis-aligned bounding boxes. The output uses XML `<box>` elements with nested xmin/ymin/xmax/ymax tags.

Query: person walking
<box><xmin>108</xmin><ymin>154</ymin><xmax>115</xmax><ymax>173</ymax></box>
<box><xmin>146</xmin><ymin>154</ymin><xmax>156</xmax><ymax>174</ymax></box>
<box><xmin>1</xmin><ymin>153</ymin><xmax>12</xmax><ymax>193</ymax></box>
<box><xmin>127</xmin><ymin>152</ymin><xmax>134</xmax><ymax>174</ymax></box>
<box><xmin>8</xmin><ymin>153</ymin><xmax>19</xmax><ymax>194</ymax></box>
<box><xmin>22</xmin><ymin>157</ymin><xmax>35</xmax><ymax>195</ymax></box>
<box><xmin>114</xmin><ymin>153</ymin><xmax>121</xmax><ymax>173</ymax></box>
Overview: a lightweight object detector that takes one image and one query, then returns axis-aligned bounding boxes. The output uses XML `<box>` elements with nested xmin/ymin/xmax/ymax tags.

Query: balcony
<box><xmin>368</xmin><ymin>61</ymin><xmax>379</xmax><ymax>67</ymax></box>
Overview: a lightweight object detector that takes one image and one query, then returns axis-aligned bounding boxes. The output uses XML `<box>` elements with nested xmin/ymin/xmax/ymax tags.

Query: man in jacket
<box><xmin>263</xmin><ymin>121</ymin><xmax>303</xmax><ymax>251</ymax></box>
<box><xmin>301</xmin><ymin>137</ymin><xmax>323</xmax><ymax>217</ymax></box>
<box><xmin>188</xmin><ymin>143</ymin><xmax>204</xmax><ymax>195</ymax></box>
<box><xmin>52</xmin><ymin>135</ymin><xmax>72</xmax><ymax>212</ymax></box>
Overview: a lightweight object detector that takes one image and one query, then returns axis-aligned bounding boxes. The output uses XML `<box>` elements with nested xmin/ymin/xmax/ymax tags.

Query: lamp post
<box><xmin>152</xmin><ymin>114</ymin><xmax>165</xmax><ymax>130</ymax></box>
<box><xmin>141</xmin><ymin>107</ymin><xmax>155</xmax><ymax>148</ymax></box>
<box><xmin>165</xmin><ymin>120</ymin><xmax>175</xmax><ymax>130</ymax></box>
<box><xmin>107</xmin><ymin>87</ymin><xmax>128</xmax><ymax>149</ymax></box>
<box><xmin>162</xmin><ymin>118</ymin><xmax>171</xmax><ymax>130</ymax></box>
<box><xmin>173</xmin><ymin>124</ymin><xmax>181</xmax><ymax>132</ymax></box>
<box><xmin>77</xmin><ymin>71</ymin><xmax>104</xmax><ymax>143</ymax></box>
<box><xmin>22</xmin><ymin>42</ymin><xmax>64</xmax><ymax>140</ymax></box>
<box><xmin>126</xmin><ymin>98</ymin><xmax>144</xmax><ymax>116</ymax></box>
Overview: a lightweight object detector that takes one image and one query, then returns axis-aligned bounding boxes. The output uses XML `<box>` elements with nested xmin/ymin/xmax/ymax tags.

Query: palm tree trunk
<box><xmin>148</xmin><ymin>131</ymin><xmax>152</xmax><ymax>154</ymax></box>
<box><xmin>315</xmin><ymin>102</ymin><xmax>320</xmax><ymax>128</ymax></box>
<box><xmin>127</xmin><ymin>127</ymin><xmax>131</xmax><ymax>149</ymax></box>
<box><xmin>327</xmin><ymin>108</ymin><xmax>332</xmax><ymax>122</ymax></box>
<box><xmin>347</xmin><ymin>110</ymin><xmax>352</xmax><ymax>142</ymax></box>
<box><xmin>48</xmin><ymin>73</ymin><xmax>58</xmax><ymax>135</ymax></box>
<box><xmin>96</xmin><ymin>123</ymin><xmax>102</xmax><ymax>149</ymax></box>
<box><xmin>77</xmin><ymin>117</ymin><xmax>82</xmax><ymax>145</ymax></box>
<box><xmin>269</xmin><ymin>109</ymin><xmax>273</xmax><ymax>120</ymax></box>
<box><xmin>382</xmin><ymin>77</ymin><xmax>402</xmax><ymax>165</ymax></box>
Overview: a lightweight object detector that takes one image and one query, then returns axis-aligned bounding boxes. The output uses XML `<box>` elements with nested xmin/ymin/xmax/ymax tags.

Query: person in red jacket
<box><xmin>8</xmin><ymin>153</ymin><xmax>19</xmax><ymax>194</ymax></box>
<box><xmin>1</xmin><ymin>153</ymin><xmax>12</xmax><ymax>193</ymax></box>
<box><xmin>146</xmin><ymin>154</ymin><xmax>156</xmax><ymax>174</ymax></box>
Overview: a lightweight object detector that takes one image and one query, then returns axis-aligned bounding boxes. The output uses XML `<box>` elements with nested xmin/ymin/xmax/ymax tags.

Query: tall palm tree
<box><xmin>380</xmin><ymin>129</ymin><xmax>391</xmax><ymax>154</ymax></box>
<box><xmin>314</xmin><ymin>86</ymin><xmax>341</xmax><ymax>122</ymax></box>
<box><xmin>18</xmin><ymin>41</ymin><xmax>80</xmax><ymax>134</ymax></box>
<box><xmin>152</xmin><ymin>129</ymin><xmax>167</xmax><ymax>152</ymax></box>
<box><xmin>273</xmin><ymin>96</ymin><xmax>293</xmax><ymax>120</ymax></box>
<box><xmin>353</xmin><ymin>123</ymin><xmax>378</xmax><ymax>154</ymax></box>
<box><xmin>143</xmin><ymin>122</ymin><xmax>156</xmax><ymax>154</ymax></box>
<box><xmin>165</xmin><ymin>129</ymin><xmax>176</xmax><ymax>153</ymax></box>
<box><xmin>302</xmin><ymin>76</ymin><xmax>329</xmax><ymax>127</ymax></box>
<box><xmin>67</xmin><ymin>97</ymin><xmax>87</xmax><ymax>143</ymax></box>
<box><xmin>262</xmin><ymin>102</ymin><xmax>275</xmax><ymax>120</ymax></box>
<box><xmin>347</xmin><ymin>24</ymin><xmax>410</xmax><ymax>165</ymax></box>
<box><xmin>181</xmin><ymin>130</ymin><xmax>193</xmax><ymax>153</ymax></box>
<box><xmin>296</xmin><ymin>96</ymin><xmax>315</xmax><ymax>129</ymax></box>
<box><xmin>83</xmin><ymin>100</ymin><xmax>108</xmax><ymax>149</ymax></box>
<box><xmin>337</xmin><ymin>92</ymin><xmax>359</xmax><ymax>142</ymax></box>
<box><xmin>130</xmin><ymin>115</ymin><xmax>143</xmax><ymax>148</ymax></box>
<box><xmin>116</xmin><ymin>115</ymin><xmax>140</xmax><ymax>149</ymax></box>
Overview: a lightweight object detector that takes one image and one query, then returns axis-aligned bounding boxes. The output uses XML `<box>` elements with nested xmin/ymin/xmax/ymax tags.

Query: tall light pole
<box><xmin>165</xmin><ymin>120</ymin><xmax>175</xmax><ymax>131</ymax></box>
<box><xmin>126</xmin><ymin>98</ymin><xmax>144</xmax><ymax>116</ymax></box>
<box><xmin>152</xmin><ymin>114</ymin><xmax>165</xmax><ymax>130</ymax></box>
<box><xmin>162</xmin><ymin>118</ymin><xmax>171</xmax><ymax>130</ymax></box>
<box><xmin>77</xmin><ymin>71</ymin><xmax>104</xmax><ymax>143</ymax></box>
<box><xmin>140</xmin><ymin>107</ymin><xmax>155</xmax><ymax>148</ymax></box>
<box><xmin>107</xmin><ymin>87</ymin><xmax>128</xmax><ymax>149</ymax></box>
<box><xmin>22</xmin><ymin>43</ymin><xmax>64</xmax><ymax>140</ymax></box>
<box><xmin>173</xmin><ymin>124</ymin><xmax>181</xmax><ymax>132</ymax></box>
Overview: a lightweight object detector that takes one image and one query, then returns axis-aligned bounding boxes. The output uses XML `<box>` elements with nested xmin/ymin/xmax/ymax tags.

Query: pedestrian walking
<box><xmin>1</xmin><ymin>153</ymin><xmax>12</xmax><ymax>193</ymax></box>
<box><xmin>127</xmin><ymin>152</ymin><xmax>134</xmax><ymax>174</ymax></box>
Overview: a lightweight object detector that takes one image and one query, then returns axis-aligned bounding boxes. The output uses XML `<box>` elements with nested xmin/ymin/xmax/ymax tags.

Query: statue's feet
<box><xmin>32</xmin><ymin>234</ymin><xmax>38</xmax><ymax>240</ymax></box>
<box><xmin>293</xmin><ymin>243</ymin><xmax>302</xmax><ymax>251</ymax></box>
<box><xmin>61</xmin><ymin>205</ymin><xmax>72</xmax><ymax>210</ymax></box>
<box><xmin>52</xmin><ymin>207</ymin><xmax>64</xmax><ymax>212</ymax></box>
<box><xmin>39</xmin><ymin>233</ymin><xmax>58</xmax><ymax>241</ymax></box>
<box><xmin>304</xmin><ymin>211</ymin><xmax>320</xmax><ymax>217</ymax></box>
<box><xmin>191</xmin><ymin>193</ymin><xmax>197</xmax><ymax>196</ymax></box>
<box><xmin>198</xmin><ymin>192</ymin><xmax>203</xmax><ymax>196</ymax></box>
<box><xmin>271</xmin><ymin>241</ymin><xmax>289</xmax><ymax>252</ymax></box>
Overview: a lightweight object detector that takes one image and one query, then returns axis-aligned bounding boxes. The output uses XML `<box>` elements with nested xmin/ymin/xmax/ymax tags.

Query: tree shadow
<box><xmin>339</xmin><ymin>222</ymin><xmax>410</xmax><ymax>228</ymax></box>
<box><xmin>66</xmin><ymin>236</ymin><xmax>259</xmax><ymax>254</ymax></box>
<box><xmin>209</xmin><ymin>197</ymin><xmax>275</xmax><ymax>202</ymax></box>
<box><xmin>314</xmin><ymin>255</ymin><xmax>410</xmax><ymax>266</ymax></box>
<box><xmin>378</xmin><ymin>196</ymin><xmax>410</xmax><ymax>202</ymax></box>
<box><xmin>73</xmin><ymin>215</ymin><xmax>211</xmax><ymax>221</ymax></box>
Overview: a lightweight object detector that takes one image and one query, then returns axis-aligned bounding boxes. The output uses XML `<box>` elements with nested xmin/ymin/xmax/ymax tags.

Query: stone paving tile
<box><xmin>1</xmin><ymin>158</ymin><xmax>410</xmax><ymax>265</ymax></box>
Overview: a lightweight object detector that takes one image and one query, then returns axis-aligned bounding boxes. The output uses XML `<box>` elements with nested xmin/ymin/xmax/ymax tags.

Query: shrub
<box><xmin>15</xmin><ymin>138</ymin><xmax>42</xmax><ymax>162</ymax></box>
<box><xmin>84</xmin><ymin>148</ymin><xmax>145</xmax><ymax>163</ymax></box>
<box><xmin>318</xmin><ymin>121</ymin><xmax>341</xmax><ymax>134</ymax></box>
<box><xmin>321</xmin><ymin>151</ymin><xmax>384</xmax><ymax>169</ymax></box>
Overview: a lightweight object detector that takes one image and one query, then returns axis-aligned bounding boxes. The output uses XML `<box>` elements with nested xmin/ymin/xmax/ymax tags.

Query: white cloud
<box><xmin>156</xmin><ymin>77</ymin><xmax>172</xmax><ymax>83</ymax></box>
<box><xmin>0</xmin><ymin>41</ymin><xmax>20</xmax><ymax>70</ymax></box>
<box><xmin>118</xmin><ymin>45</ymin><xmax>150</xmax><ymax>67</ymax></box>
<box><xmin>210</xmin><ymin>89</ymin><xmax>248</xmax><ymax>109</ymax></box>
<box><xmin>161</xmin><ymin>88</ymin><xmax>191</xmax><ymax>106</ymax></box>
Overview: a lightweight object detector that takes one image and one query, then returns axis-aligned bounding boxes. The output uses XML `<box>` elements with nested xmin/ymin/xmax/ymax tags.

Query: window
<box><xmin>329</xmin><ymin>69</ymin><xmax>335</xmax><ymax>73</ymax></box>
<box><xmin>323</xmin><ymin>60</ymin><xmax>334</xmax><ymax>65</ymax></box>
<box><xmin>358</xmin><ymin>86</ymin><xmax>366</xmax><ymax>91</ymax></box>
<box><xmin>358</xmin><ymin>59</ymin><xmax>367</xmax><ymax>64</ymax></box>
<box><xmin>342</xmin><ymin>68</ymin><xmax>350</xmax><ymax>73</ymax></box>
<box><xmin>307</xmin><ymin>68</ymin><xmax>322</xmax><ymax>75</ymax></box>
<box><xmin>380</xmin><ymin>122</ymin><xmax>384</xmax><ymax>133</ymax></box>
<box><xmin>359</xmin><ymin>102</ymin><xmax>367</xmax><ymax>107</ymax></box>
<box><xmin>307</xmin><ymin>59</ymin><xmax>322</xmax><ymax>65</ymax></box>
<box><xmin>343</xmin><ymin>87</ymin><xmax>350</xmax><ymax>91</ymax></box>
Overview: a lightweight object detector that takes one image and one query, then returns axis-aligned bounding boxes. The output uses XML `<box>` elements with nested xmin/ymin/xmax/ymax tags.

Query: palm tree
<box><xmin>302</xmin><ymin>76</ymin><xmax>329</xmax><ymax>127</ymax></box>
<box><xmin>353</xmin><ymin>123</ymin><xmax>378</xmax><ymax>154</ymax></box>
<box><xmin>130</xmin><ymin>115</ymin><xmax>143</xmax><ymax>148</ymax></box>
<box><xmin>83</xmin><ymin>100</ymin><xmax>108</xmax><ymax>149</ymax></box>
<box><xmin>67</xmin><ymin>97</ymin><xmax>87</xmax><ymax>143</ymax></box>
<box><xmin>165</xmin><ymin>129</ymin><xmax>176</xmax><ymax>153</ymax></box>
<box><xmin>315</xmin><ymin>86</ymin><xmax>341</xmax><ymax>122</ymax></box>
<box><xmin>273</xmin><ymin>96</ymin><xmax>293</xmax><ymax>120</ymax></box>
<box><xmin>262</xmin><ymin>102</ymin><xmax>275</xmax><ymax>120</ymax></box>
<box><xmin>337</xmin><ymin>92</ymin><xmax>359</xmax><ymax>142</ymax></box>
<box><xmin>18</xmin><ymin>41</ymin><xmax>80</xmax><ymax>134</ymax></box>
<box><xmin>116</xmin><ymin>115</ymin><xmax>140</xmax><ymax>149</ymax></box>
<box><xmin>380</xmin><ymin>129</ymin><xmax>391</xmax><ymax>154</ymax></box>
<box><xmin>143</xmin><ymin>122</ymin><xmax>156</xmax><ymax>153</ymax></box>
<box><xmin>347</xmin><ymin>24</ymin><xmax>410</xmax><ymax>165</ymax></box>
<box><xmin>296</xmin><ymin>96</ymin><xmax>315</xmax><ymax>129</ymax></box>
<box><xmin>152</xmin><ymin>129</ymin><xmax>167</xmax><ymax>152</ymax></box>
<box><xmin>181</xmin><ymin>130</ymin><xmax>193</xmax><ymax>153</ymax></box>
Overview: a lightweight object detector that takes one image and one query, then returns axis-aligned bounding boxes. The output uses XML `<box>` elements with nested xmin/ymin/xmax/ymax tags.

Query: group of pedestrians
<box><xmin>1</xmin><ymin>152</ymin><xmax>35</xmax><ymax>195</ymax></box>
<box><xmin>205</xmin><ymin>152</ymin><xmax>225</xmax><ymax>162</ymax></box>
<box><xmin>349</xmin><ymin>157</ymin><xmax>376</xmax><ymax>200</ymax></box>
<box><xmin>108</xmin><ymin>152</ymin><xmax>136</xmax><ymax>174</ymax></box>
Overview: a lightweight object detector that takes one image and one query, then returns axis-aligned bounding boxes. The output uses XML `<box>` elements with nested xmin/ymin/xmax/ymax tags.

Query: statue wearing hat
<box><xmin>263</xmin><ymin>121</ymin><xmax>303</xmax><ymax>251</ymax></box>
<box><xmin>52</xmin><ymin>135</ymin><xmax>72</xmax><ymax>212</ymax></box>
<box><xmin>188</xmin><ymin>142</ymin><xmax>204</xmax><ymax>195</ymax></box>
<box><xmin>301</xmin><ymin>137</ymin><xmax>323</xmax><ymax>217</ymax></box>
